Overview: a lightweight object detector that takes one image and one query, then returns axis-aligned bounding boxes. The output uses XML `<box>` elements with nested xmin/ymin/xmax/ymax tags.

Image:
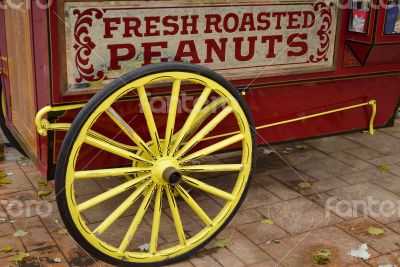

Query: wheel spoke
<box><xmin>182</xmin><ymin>175</ymin><xmax>234</xmax><ymax>201</ymax></box>
<box><xmin>78</xmin><ymin>174</ymin><xmax>150</xmax><ymax>212</ymax></box>
<box><xmin>181</xmin><ymin>97</ymin><xmax>226</xmax><ymax>142</ymax></box>
<box><xmin>137</xmin><ymin>86</ymin><xmax>162</xmax><ymax>157</ymax></box>
<box><xmin>180</xmin><ymin>164</ymin><xmax>244</xmax><ymax>173</ymax></box>
<box><xmin>175</xmin><ymin>106</ymin><xmax>233</xmax><ymax>159</ymax></box>
<box><xmin>179</xmin><ymin>133</ymin><xmax>244</xmax><ymax>164</ymax></box>
<box><xmin>149</xmin><ymin>186</ymin><xmax>163</xmax><ymax>254</ymax></box>
<box><xmin>119</xmin><ymin>184</ymin><xmax>156</xmax><ymax>253</ymax></box>
<box><xmin>163</xmin><ymin>79</ymin><xmax>181</xmax><ymax>156</ymax></box>
<box><xmin>75</xmin><ymin>167</ymin><xmax>151</xmax><ymax>179</ymax></box>
<box><xmin>166</xmin><ymin>186</ymin><xmax>186</xmax><ymax>246</ymax></box>
<box><xmin>176</xmin><ymin>185</ymin><xmax>213</xmax><ymax>226</ymax></box>
<box><xmin>87</xmin><ymin>130</ymin><xmax>138</xmax><ymax>152</ymax></box>
<box><xmin>93</xmin><ymin>180</ymin><xmax>152</xmax><ymax>235</ymax></box>
<box><xmin>84</xmin><ymin>136</ymin><xmax>153</xmax><ymax>166</ymax></box>
<box><xmin>106</xmin><ymin>107</ymin><xmax>156</xmax><ymax>160</ymax></box>
<box><xmin>170</xmin><ymin>87</ymin><xmax>212</xmax><ymax>156</ymax></box>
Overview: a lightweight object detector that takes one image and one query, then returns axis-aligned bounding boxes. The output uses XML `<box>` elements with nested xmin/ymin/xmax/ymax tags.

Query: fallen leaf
<box><xmin>0</xmin><ymin>171</ymin><xmax>6</xmax><ymax>178</ymax></box>
<box><xmin>212</xmin><ymin>238</ymin><xmax>233</xmax><ymax>248</ymax></box>
<box><xmin>0</xmin><ymin>177</ymin><xmax>12</xmax><ymax>185</ymax></box>
<box><xmin>348</xmin><ymin>243</ymin><xmax>370</xmax><ymax>260</ymax></box>
<box><xmin>13</xmin><ymin>230</ymin><xmax>28</xmax><ymax>237</ymax></box>
<box><xmin>138</xmin><ymin>243</ymin><xmax>150</xmax><ymax>252</ymax></box>
<box><xmin>1</xmin><ymin>245</ymin><xmax>13</xmax><ymax>252</ymax></box>
<box><xmin>377</xmin><ymin>166</ymin><xmax>391</xmax><ymax>173</ymax></box>
<box><xmin>314</xmin><ymin>249</ymin><xmax>332</xmax><ymax>265</ymax></box>
<box><xmin>368</xmin><ymin>227</ymin><xmax>385</xmax><ymax>236</ymax></box>
<box><xmin>261</xmin><ymin>218</ymin><xmax>274</xmax><ymax>225</ymax></box>
<box><xmin>11</xmin><ymin>252</ymin><xmax>29</xmax><ymax>262</ymax></box>
<box><xmin>298</xmin><ymin>181</ymin><xmax>313</xmax><ymax>189</ymax></box>
<box><xmin>38</xmin><ymin>190</ymin><xmax>51</xmax><ymax>197</ymax></box>
<box><xmin>37</xmin><ymin>179</ymin><xmax>48</xmax><ymax>188</ymax></box>
<box><xmin>57</xmin><ymin>229</ymin><xmax>67</xmax><ymax>235</ymax></box>
<box><xmin>261</xmin><ymin>148</ymin><xmax>274</xmax><ymax>155</ymax></box>
<box><xmin>266</xmin><ymin>239</ymin><xmax>280</xmax><ymax>244</ymax></box>
<box><xmin>53</xmin><ymin>257</ymin><xmax>62</xmax><ymax>263</ymax></box>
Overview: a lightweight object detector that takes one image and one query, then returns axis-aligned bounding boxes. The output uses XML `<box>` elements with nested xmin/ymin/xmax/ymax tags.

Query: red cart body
<box><xmin>0</xmin><ymin>0</ymin><xmax>399</xmax><ymax>180</ymax></box>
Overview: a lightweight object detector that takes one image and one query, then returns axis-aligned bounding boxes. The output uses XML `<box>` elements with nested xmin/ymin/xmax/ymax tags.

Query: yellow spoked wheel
<box><xmin>56</xmin><ymin>63</ymin><xmax>256</xmax><ymax>266</ymax></box>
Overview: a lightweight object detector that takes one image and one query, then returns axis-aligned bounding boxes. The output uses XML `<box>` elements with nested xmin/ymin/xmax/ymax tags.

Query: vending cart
<box><xmin>0</xmin><ymin>0</ymin><xmax>399</xmax><ymax>265</ymax></box>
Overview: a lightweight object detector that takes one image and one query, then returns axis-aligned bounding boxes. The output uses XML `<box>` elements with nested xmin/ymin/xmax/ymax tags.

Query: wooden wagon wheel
<box><xmin>55</xmin><ymin>63</ymin><xmax>256</xmax><ymax>266</ymax></box>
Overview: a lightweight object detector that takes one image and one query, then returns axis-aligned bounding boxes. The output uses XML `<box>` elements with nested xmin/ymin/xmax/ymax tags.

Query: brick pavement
<box><xmin>0</xmin><ymin>119</ymin><xmax>400</xmax><ymax>266</ymax></box>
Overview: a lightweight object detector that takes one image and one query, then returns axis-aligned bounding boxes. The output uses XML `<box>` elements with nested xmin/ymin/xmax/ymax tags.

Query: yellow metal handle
<box><xmin>35</xmin><ymin>100</ymin><xmax>378</xmax><ymax>138</ymax></box>
<box><xmin>35</xmin><ymin>104</ymin><xmax>85</xmax><ymax>136</ymax></box>
<box><xmin>256</xmin><ymin>100</ymin><xmax>377</xmax><ymax>136</ymax></box>
<box><xmin>202</xmin><ymin>99</ymin><xmax>377</xmax><ymax>142</ymax></box>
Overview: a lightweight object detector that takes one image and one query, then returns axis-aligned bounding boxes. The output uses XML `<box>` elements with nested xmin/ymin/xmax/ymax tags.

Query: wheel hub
<box><xmin>163</xmin><ymin>167</ymin><xmax>182</xmax><ymax>186</ymax></box>
<box><xmin>151</xmin><ymin>157</ymin><xmax>181</xmax><ymax>186</ymax></box>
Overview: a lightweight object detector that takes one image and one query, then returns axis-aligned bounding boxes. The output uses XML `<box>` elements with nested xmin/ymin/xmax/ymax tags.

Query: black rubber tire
<box><xmin>0</xmin><ymin>82</ymin><xmax>28</xmax><ymax>157</ymax></box>
<box><xmin>55</xmin><ymin>62</ymin><xmax>257</xmax><ymax>267</ymax></box>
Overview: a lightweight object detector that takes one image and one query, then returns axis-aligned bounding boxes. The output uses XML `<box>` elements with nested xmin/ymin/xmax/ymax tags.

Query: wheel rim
<box><xmin>63</xmin><ymin>71</ymin><xmax>253</xmax><ymax>263</ymax></box>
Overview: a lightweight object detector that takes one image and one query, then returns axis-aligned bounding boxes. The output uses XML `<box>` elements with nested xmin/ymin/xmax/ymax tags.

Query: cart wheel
<box><xmin>56</xmin><ymin>63</ymin><xmax>256</xmax><ymax>266</ymax></box>
<box><xmin>0</xmin><ymin>84</ymin><xmax>27</xmax><ymax>157</ymax></box>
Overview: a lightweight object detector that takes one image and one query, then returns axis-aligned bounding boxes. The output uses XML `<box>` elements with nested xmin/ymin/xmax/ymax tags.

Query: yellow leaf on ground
<box><xmin>1</xmin><ymin>245</ymin><xmax>13</xmax><ymax>253</ymax></box>
<box><xmin>261</xmin><ymin>218</ymin><xmax>274</xmax><ymax>225</ymax></box>
<box><xmin>38</xmin><ymin>190</ymin><xmax>51</xmax><ymax>197</ymax></box>
<box><xmin>11</xmin><ymin>252</ymin><xmax>29</xmax><ymax>262</ymax></box>
<box><xmin>377</xmin><ymin>166</ymin><xmax>391</xmax><ymax>173</ymax></box>
<box><xmin>314</xmin><ymin>248</ymin><xmax>332</xmax><ymax>265</ymax></box>
<box><xmin>37</xmin><ymin>179</ymin><xmax>48</xmax><ymax>188</ymax></box>
<box><xmin>212</xmin><ymin>238</ymin><xmax>233</xmax><ymax>248</ymax></box>
<box><xmin>57</xmin><ymin>229</ymin><xmax>67</xmax><ymax>235</ymax></box>
<box><xmin>0</xmin><ymin>177</ymin><xmax>12</xmax><ymax>185</ymax></box>
<box><xmin>298</xmin><ymin>181</ymin><xmax>313</xmax><ymax>189</ymax></box>
<box><xmin>368</xmin><ymin>227</ymin><xmax>385</xmax><ymax>236</ymax></box>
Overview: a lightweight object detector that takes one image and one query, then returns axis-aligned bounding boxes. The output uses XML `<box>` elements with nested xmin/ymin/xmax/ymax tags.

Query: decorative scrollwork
<box><xmin>309</xmin><ymin>2</ymin><xmax>334</xmax><ymax>63</ymax></box>
<box><xmin>73</xmin><ymin>8</ymin><xmax>105</xmax><ymax>83</ymax></box>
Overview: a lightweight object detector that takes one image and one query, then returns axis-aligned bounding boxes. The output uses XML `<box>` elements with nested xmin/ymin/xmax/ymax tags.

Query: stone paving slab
<box><xmin>0</xmin><ymin>121</ymin><xmax>400</xmax><ymax>266</ymax></box>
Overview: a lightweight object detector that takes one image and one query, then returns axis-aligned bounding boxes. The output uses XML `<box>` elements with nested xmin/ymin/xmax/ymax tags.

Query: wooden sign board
<box><xmin>63</xmin><ymin>1</ymin><xmax>339</xmax><ymax>92</ymax></box>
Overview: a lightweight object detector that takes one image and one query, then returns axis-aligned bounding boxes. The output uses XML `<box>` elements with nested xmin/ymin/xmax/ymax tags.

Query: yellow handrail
<box><xmin>35</xmin><ymin>104</ymin><xmax>85</xmax><ymax>136</ymax></box>
<box><xmin>202</xmin><ymin>100</ymin><xmax>377</xmax><ymax>142</ymax></box>
<box><xmin>35</xmin><ymin>100</ymin><xmax>377</xmax><ymax>140</ymax></box>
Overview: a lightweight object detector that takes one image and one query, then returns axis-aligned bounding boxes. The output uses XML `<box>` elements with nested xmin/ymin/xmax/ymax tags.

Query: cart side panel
<box><xmin>32</xmin><ymin>1</ymin><xmax>52</xmax><ymax>176</ymax></box>
<box><xmin>3</xmin><ymin>1</ymin><xmax>37</xmax><ymax>156</ymax></box>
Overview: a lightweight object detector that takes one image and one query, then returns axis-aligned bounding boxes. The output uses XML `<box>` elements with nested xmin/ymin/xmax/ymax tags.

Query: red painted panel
<box><xmin>347</xmin><ymin>42</ymin><xmax>371</xmax><ymax>64</ymax></box>
<box><xmin>31</xmin><ymin>0</ymin><xmax>51</xmax><ymax>176</ymax></box>
<box><xmin>343</xmin><ymin>45</ymin><xmax>362</xmax><ymax>67</ymax></box>
<box><xmin>366</xmin><ymin>44</ymin><xmax>400</xmax><ymax>65</ymax></box>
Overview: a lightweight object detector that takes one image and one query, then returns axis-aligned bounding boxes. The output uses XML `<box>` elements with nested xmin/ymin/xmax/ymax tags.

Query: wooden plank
<box><xmin>4</xmin><ymin>1</ymin><xmax>37</xmax><ymax>156</ymax></box>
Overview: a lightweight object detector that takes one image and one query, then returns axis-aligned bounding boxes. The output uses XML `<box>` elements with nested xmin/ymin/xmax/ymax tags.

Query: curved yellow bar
<box><xmin>35</xmin><ymin>104</ymin><xmax>84</xmax><ymax>136</ymax></box>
